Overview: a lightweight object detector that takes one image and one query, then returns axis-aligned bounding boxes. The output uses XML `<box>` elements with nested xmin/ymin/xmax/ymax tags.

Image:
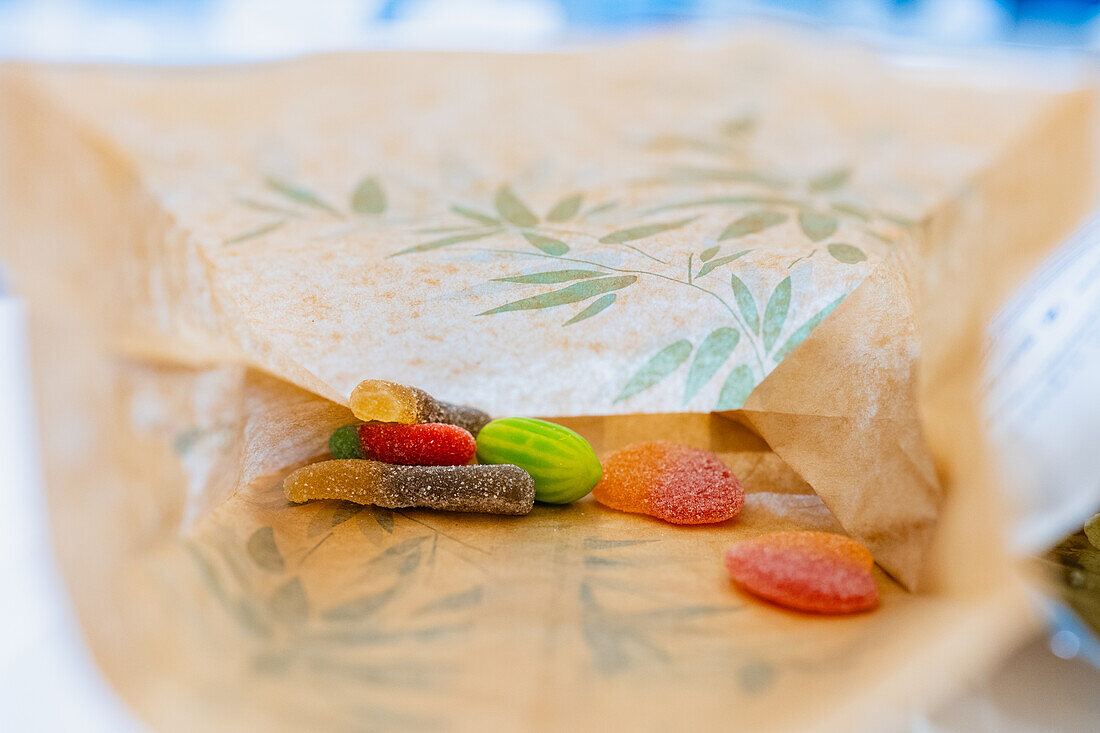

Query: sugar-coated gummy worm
<box><xmin>349</xmin><ymin>379</ymin><xmax>491</xmax><ymax>436</ymax></box>
<box><xmin>284</xmin><ymin>459</ymin><xmax>534</xmax><ymax>515</ymax></box>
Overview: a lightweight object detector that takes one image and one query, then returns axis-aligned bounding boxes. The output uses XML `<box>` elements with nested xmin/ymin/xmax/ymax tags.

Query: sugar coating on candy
<box><xmin>724</xmin><ymin>531</ymin><xmax>878</xmax><ymax>614</ymax></box>
<box><xmin>592</xmin><ymin>442</ymin><xmax>743</xmax><ymax>524</ymax></box>
<box><xmin>329</xmin><ymin>424</ymin><xmax>364</xmax><ymax>459</ymax></box>
<box><xmin>284</xmin><ymin>459</ymin><xmax>534</xmax><ymax>515</ymax></box>
<box><xmin>349</xmin><ymin>379</ymin><xmax>491</xmax><ymax>436</ymax></box>
<box><xmin>358</xmin><ymin>423</ymin><xmax>476</xmax><ymax>466</ymax></box>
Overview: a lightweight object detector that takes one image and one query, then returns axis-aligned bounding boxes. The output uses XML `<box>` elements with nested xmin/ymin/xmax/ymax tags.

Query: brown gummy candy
<box><xmin>349</xmin><ymin>379</ymin><xmax>491</xmax><ymax>436</ymax></box>
<box><xmin>284</xmin><ymin>459</ymin><xmax>534</xmax><ymax>515</ymax></box>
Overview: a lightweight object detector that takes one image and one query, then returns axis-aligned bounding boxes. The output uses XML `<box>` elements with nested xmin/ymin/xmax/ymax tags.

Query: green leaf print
<box><xmin>350</xmin><ymin>177</ymin><xmax>386</xmax><ymax>214</ymax></box>
<box><xmin>729</xmin><ymin>274</ymin><xmax>760</xmax><ymax>333</ymax></box>
<box><xmin>494</xmin><ymin>270</ymin><xmax>605</xmax><ymax>284</ymax></box>
<box><xmin>762</xmin><ymin>277</ymin><xmax>791</xmax><ymax>353</ymax></box>
<box><xmin>683</xmin><ymin>328</ymin><xmax>740</xmax><ymax>403</ymax></box>
<box><xmin>798</xmin><ymin>210</ymin><xmax>838</xmax><ymax>242</ymax></box>
<box><xmin>715</xmin><ymin>365</ymin><xmax>755</xmax><ymax>410</ymax></box>
<box><xmin>563</xmin><ymin>294</ymin><xmax>616</xmax><ymax>326</ymax></box>
<box><xmin>720</xmin><ymin>115</ymin><xmax>757</xmax><ymax>136</ymax></box>
<box><xmin>827</xmin><ymin>243</ymin><xmax>867</xmax><ymax>264</ymax></box>
<box><xmin>495</xmin><ymin>186</ymin><xmax>539</xmax><ymax>227</ymax></box>
<box><xmin>546</xmin><ymin>193</ymin><xmax>584</xmax><ymax>222</ymax></box>
<box><xmin>700</xmin><ymin>245</ymin><xmax>720</xmax><ymax>262</ymax></box>
<box><xmin>599</xmin><ymin>217</ymin><xmax>697</xmax><ymax>244</ymax></box>
<box><xmin>478</xmin><ymin>276</ymin><xmax>636</xmax><ymax>315</ymax></box>
<box><xmin>718</xmin><ymin>211</ymin><xmax>787</xmax><ymax>241</ymax></box>
<box><xmin>390</xmin><ymin>228</ymin><xmax>503</xmax><ymax>256</ymax></box>
<box><xmin>247</xmin><ymin>527</ymin><xmax>285</xmax><ymax>572</ymax></box>
<box><xmin>808</xmin><ymin>168</ymin><xmax>850</xmax><ymax>193</ymax></box>
<box><xmin>223</xmin><ymin>220</ymin><xmax>285</xmax><ymax>245</ymax></box>
<box><xmin>771</xmin><ymin>295</ymin><xmax>846</xmax><ymax>362</ymax></box>
<box><xmin>615</xmin><ymin>340</ymin><xmax>693</xmax><ymax>403</ymax></box>
<box><xmin>265</xmin><ymin>176</ymin><xmax>343</xmax><ymax>218</ymax></box>
<box><xmin>521</xmin><ymin>231</ymin><xmax>569</xmax><ymax>256</ymax></box>
<box><xmin>269</xmin><ymin>577</ymin><xmax>309</xmax><ymax>624</ymax></box>
<box><xmin>695</xmin><ymin>250</ymin><xmax>751</xmax><ymax>278</ymax></box>
<box><xmin>451</xmin><ymin>205</ymin><xmax>500</xmax><ymax>226</ymax></box>
<box><xmin>829</xmin><ymin>202</ymin><xmax>870</xmax><ymax>221</ymax></box>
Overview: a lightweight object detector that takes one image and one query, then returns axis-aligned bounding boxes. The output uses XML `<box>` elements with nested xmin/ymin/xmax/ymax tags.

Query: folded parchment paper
<box><xmin>0</xmin><ymin>26</ymin><xmax>1091</xmax><ymax>732</ymax></box>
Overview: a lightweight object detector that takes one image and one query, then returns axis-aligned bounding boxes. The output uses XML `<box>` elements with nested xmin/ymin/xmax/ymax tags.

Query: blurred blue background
<box><xmin>2</xmin><ymin>0</ymin><xmax>1100</xmax><ymax>62</ymax></box>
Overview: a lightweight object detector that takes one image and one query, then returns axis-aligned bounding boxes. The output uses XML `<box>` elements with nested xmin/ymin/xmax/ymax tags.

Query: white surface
<box><xmin>982</xmin><ymin>214</ymin><xmax>1100</xmax><ymax>554</ymax></box>
<box><xmin>0</xmin><ymin>297</ymin><xmax>145</xmax><ymax>733</ymax></box>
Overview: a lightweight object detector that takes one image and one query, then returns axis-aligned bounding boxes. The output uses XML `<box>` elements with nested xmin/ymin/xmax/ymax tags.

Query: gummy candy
<box><xmin>349</xmin><ymin>379</ymin><xmax>491</xmax><ymax>436</ymax></box>
<box><xmin>724</xmin><ymin>531</ymin><xmax>878</xmax><ymax>614</ymax></box>
<box><xmin>592</xmin><ymin>442</ymin><xmax>744</xmax><ymax>524</ymax></box>
<box><xmin>476</xmin><ymin>417</ymin><xmax>602</xmax><ymax>504</ymax></box>
<box><xmin>284</xmin><ymin>459</ymin><xmax>534</xmax><ymax>515</ymax></box>
<box><xmin>358</xmin><ymin>422</ymin><xmax>476</xmax><ymax>466</ymax></box>
<box><xmin>329</xmin><ymin>424</ymin><xmax>363</xmax><ymax>459</ymax></box>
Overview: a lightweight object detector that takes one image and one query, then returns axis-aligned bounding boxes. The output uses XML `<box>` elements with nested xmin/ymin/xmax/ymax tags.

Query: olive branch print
<box><xmin>225</xmin><ymin>174</ymin><xmax>387</xmax><ymax>245</ymax></box>
<box><xmin>226</xmin><ymin>115</ymin><xmax>911</xmax><ymax>410</ymax></box>
<box><xmin>389</xmin><ymin>185</ymin><xmax>605</xmax><ymax>258</ymax></box>
<box><xmin>187</xmin><ymin>504</ymin><xmax>485</xmax><ymax>729</ymax></box>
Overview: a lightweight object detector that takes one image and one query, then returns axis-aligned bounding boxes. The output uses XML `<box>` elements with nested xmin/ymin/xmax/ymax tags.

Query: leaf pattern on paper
<box><xmin>578</xmin><ymin>539</ymin><xmax>741</xmax><ymax>675</ymax></box>
<box><xmin>808</xmin><ymin>168</ymin><xmax>850</xmax><ymax>193</ymax></box>
<box><xmin>718</xmin><ymin>210</ymin><xmax>786</xmax><ymax>240</ymax></box>
<box><xmin>521</xmin><ymin>231</ymin><xmax>569</xmax><ymax>256</ymax></box>
<box><xmin>391</xmin><ymin>229</ymin><xmax>504</xmax><ymax>257</ymax></box>
<box><xmin>247</xmin><ymin>527</ymin><xmax>285</xmax><ymax>572</ymax></box>
<box><xmin>599</xmin><ymin>217</ymin><xmax>697</xmax><ymax>244</ymax></box>
<box><xmin>227</xmin><ymin>110</ymin><xmax>906</xmax><ymax>412</ymax></box>
<box><xmin>615</xmin><ymin>340</ymin><xmax>692</xmax><ymax>403</ymax></box>
<box><xmin>451</xmin><ymin>205</ymin><xmax>500</xmax><ymax>226</ymax></box>
<box><xmin>478</xmin><ymin>276</ymin><xmax>636</xmax><ymax>315</ymax></box>
<box><xmin>827</xmin><ymin>242</ymin><xmax>867</xmax><ymax>264</ymax></box>
<box><xmin>350</xmin><ymin>177</ymin><xmax>386</xmax><ymax>215</ymax></box>
<box><xmin>761</xmin><ymin>277</ymin><xmax>792</xmax><ymax>353</ymax></box>
<box><xmin>494</xmin><ymin>270</ymin><xmax>605</xmax><ymax>284</ymax></box>
<box><xmin>494</xmin><ymin>185</ymin><xmax>539</xmax><ymax>227</ymax></box>
<box><xmin>269</xmin><ymin>577</ymin><xmax>310</xmax><ymax>624</ymax></box>
<box><xmin>695</xmin><ymin>249</ymin><xmax>751</xmax><ymax>278</ymax></box>
<box><xmin>772</xmin><ymin>294</ymin><xmax>846</xmax><ymax>362</ymax></box>
<box><xmin>546</xmin><ymin>193</ymin><xmax>584</xmax><ymax>222</ymax></box>
<box><xmin>729</xmin><ymin>274</ymin><xmax>760</xmax><ymax>334</ymax></box>
<box><xmin>683</xmin><ymin>328</ymin><xmax>740</xmax><ymax>404</ymax></box>
<box><xmin>798</xmin><ymin>210</ymin><xmax>838</xmax><ymax>242</ymax></box>
<box><xmin>563</xmin><ymin>293</ymin><xmax>616</xmax><ymax>326</ymax></box>
<box><xmin>223</xmin><ymin>220</ymin><xmax>286</xmax><ymax>245</ymax></box>
<box><xmin>265</xmin><ymin>176</ymin><xmax>343</xmax><ymax>218</ymax></box>
<box><xmin>716</xmin><ymin>365</ymin><xmax>755</xmax><ymax>410</ymax></box>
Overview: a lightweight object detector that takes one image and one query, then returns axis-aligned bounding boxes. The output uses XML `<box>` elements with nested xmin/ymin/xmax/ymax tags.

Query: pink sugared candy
<box><xmin>724</xmin><ymin>531</ymin><xmax>878</xmax><ymax>614</ymax></box>
<box><xmin>592</xmin><ymin>441</ymin><xmax>744</xmax><ymax>524</ymax></box>
<box><xmin>357</xmin><ymin>422</ymin><xmax>476</xmax><ymax>466</ymax></box>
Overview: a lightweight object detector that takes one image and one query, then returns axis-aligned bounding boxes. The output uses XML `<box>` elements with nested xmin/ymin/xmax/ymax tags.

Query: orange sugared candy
<box><xmin>592</xmin><ymin>442</ymin><xmax>744</xmax><ymax>525</ymax></box>
<box><xmin>724</xmin><ymin>531</ymin><xmax>878</xmax><ymax>614</ymax></box>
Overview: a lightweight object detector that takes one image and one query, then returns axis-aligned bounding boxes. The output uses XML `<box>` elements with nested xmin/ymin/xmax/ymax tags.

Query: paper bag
<box><xmin>0</xmin><ymin>26</ymin><xmax>1091</xmax><ymax>732</ymax></box>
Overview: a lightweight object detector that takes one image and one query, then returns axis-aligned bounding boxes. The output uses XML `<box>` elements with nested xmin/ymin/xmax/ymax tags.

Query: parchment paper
<box><xmin>0</xmin><ymin>26</ymin><xmax>1091</xmax><ymax>732</ymax></box>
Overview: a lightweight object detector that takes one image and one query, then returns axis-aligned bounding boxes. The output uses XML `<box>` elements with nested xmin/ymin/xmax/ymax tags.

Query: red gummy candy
<box><xmin>724</xmin><ymin>531</ymin><xmax>878</xmax><ymax>614</ymax></box>
<box><xmin>592</xmin><ymin>442</ymin><xmax>744</xmax><ymax>525</ymax></box>
<box><xmin>357</xmin><ymin>423</ymin><xmax>476</xmax><ymax>466</ymax></box>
